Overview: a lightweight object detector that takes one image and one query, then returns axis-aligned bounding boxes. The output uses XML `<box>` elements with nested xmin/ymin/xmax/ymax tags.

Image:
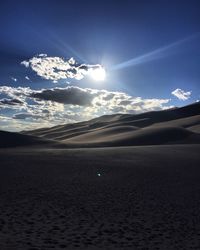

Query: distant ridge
<box><xmin>20</xmin><ymin>102</ymin><xmax>200</xmax><ymax>148</ymax></box>
<box><xmin>1</xmin><ymin>102</ymin><xmax>200</xmax><ymax>148</ymax></box>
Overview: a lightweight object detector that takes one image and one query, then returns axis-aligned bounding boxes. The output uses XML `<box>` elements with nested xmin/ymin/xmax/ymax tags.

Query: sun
<box><xmin>90</xmin><ymin>67</ymin><xmax>106</xmax><ymax>81</ymax></box>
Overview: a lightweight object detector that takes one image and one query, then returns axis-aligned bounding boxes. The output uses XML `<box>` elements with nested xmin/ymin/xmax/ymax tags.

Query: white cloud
<box><xmin>11</xmin><ymin>77</ymin><xmax>17</xmax><ymax>82</ymax></box>
<box><xmin>38</xmin><ymin>53</ymin><xmax>47</xmax><ymax>57</ymax></box>
<box><xmin>25</xmin><ymin>76</ymin><xmax>30</xmax><ymax>81</ymax></box>
<box><xmin>0</xmin><ymin>86</ymin><xmax>32</xmax><ymax>100</ymax></box>
<box><xmin>0</xmin><ymin>85</ymin><xmax>171</xmax><ymax>131</ymax></box>
<box><xmin>21</xmin><ymin>54</ymin><xmax>103</xmax><ymax>81</ymax></box>
<box><xmin>171</xmin><ymin>88</ymin><xmax>191</xmax><ymax>101</ymax></box>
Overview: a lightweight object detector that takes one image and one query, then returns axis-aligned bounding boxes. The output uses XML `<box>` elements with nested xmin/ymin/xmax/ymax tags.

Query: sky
<box><xmin>0</xmin><ymin>0</ymin><xmax>200</xmax><ymax>131</ymax></box>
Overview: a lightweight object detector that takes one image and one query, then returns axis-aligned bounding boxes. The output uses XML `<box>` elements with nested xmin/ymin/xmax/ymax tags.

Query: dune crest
<box><xmin>1</xmin><ymin>102</ymin><xmax>200</xmax><ymax>148</ymax></box>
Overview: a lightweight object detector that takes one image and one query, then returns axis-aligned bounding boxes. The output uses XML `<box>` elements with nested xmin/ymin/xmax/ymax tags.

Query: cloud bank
<box><xmin>0</xmin><ymin>85</ymin><xmax>171</xmax><ymax>131</ymax></box>
<box><xmin>171</xmin><ymin>88</ymin><xmax>191</xmax><ymax>100</ymax></box>
<box><xmin>21</xmin><ymin>54</ymin><xmax>103</xmax><ymax>81</ymax></box>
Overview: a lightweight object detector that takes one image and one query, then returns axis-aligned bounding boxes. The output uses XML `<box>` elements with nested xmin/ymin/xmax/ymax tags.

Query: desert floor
<box><xmin>0</xmin><ymin>144</ymin><xmax>200</xmax><ymax>249</ymax></box>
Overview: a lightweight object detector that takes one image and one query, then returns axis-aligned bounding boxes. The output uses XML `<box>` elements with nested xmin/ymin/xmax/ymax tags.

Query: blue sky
<box><xmin>0</xmin><ymin>0</ymin><xmax>200</xmax><ymax>131</ymax></box>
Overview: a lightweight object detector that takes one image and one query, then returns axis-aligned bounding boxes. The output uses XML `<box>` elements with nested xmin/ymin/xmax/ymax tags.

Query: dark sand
<box><xmin>0</xmin><ymin>145</ymin><xmax>200</xmax><ymax>250</ymax></box>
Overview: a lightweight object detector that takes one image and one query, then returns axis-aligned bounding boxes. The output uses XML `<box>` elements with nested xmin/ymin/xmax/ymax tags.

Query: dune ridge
<box><xmin>23</xmin><ymin>102</ymin><xmax>200</xmax><ymax>147</ymax></box>
<box><xmin>0</xmin><ymin>130</ymin><xmax>55</xmax><ymax>148</ymax></box>
<box><xmin>1</xmin><ymin>102</ymin><xmax>200</xmax><ymax>148</ymax></box>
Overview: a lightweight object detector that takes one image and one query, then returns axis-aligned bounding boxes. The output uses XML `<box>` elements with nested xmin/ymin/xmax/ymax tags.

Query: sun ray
<box><xmin>111</xmin><ymin>33</ymin><xmax>199</xmax><ymax>71</ymax></box>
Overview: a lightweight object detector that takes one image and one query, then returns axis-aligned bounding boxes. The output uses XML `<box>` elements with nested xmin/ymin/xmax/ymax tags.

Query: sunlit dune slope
<box><xmin>18</xmin><ymin>102</ymin><xmax>200</xmax><ymax>147</ymax></box>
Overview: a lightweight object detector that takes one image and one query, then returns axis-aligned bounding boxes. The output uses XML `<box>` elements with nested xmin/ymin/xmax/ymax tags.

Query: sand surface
<box><xmin>0</xmin><ymin>145</ymin><xmax>200</xmax><ymax>250</ymax></box>
<box><xmin>21</xmin><ymin>102</ymin><xmax>200</xmax><ymax>148</ymax></box>
<box><xmin>0</xmin><ymin>103</ymin><xmax>200</xmax><ymax>249</ymax></box>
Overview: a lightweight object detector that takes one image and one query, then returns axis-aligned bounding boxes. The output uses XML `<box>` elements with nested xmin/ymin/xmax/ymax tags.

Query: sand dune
<box><xmin>188</xmin><ymin>124</ymin><xmax>200</xmax><ymax>133</ymax></box>
<box><xmin>21</xmin><ymin>102</ymin><xmax>200</xmax><ymax>148</ymax></box>
<box><xmin>63</xmin><ymin>126</ymin><xmax>199</xmax><ymax>147</ymax></box>
<box><xmin>1</xmin><ymin>102</ymin><xmax>199</xmax><ymax>148</ymax></box>
<box><xmin>0</xmin><ymin>130</ymin><xmax>54</xmax><ymax>148</ymax></box>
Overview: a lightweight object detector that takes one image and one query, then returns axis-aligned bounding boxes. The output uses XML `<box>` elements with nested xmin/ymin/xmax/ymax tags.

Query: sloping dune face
<box><xmin>23</xmin><ymin>102</ymin><xmax>200</xmax><ymax>147</ymax></box>
<box><xmin>0</xmin><ymin>131</ymin><xmax>53</xmax><ymax>148</ymax></box>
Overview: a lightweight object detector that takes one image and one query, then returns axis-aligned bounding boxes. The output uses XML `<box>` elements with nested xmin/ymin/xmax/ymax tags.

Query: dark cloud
<box><xmin>29</xmin><ymin>86</ymin><xmax>94</xmax><ymax>106</ymax></box>
<box><xmin>13</xmin><ymin>113</ymin><xmax>42</xmax><ymax>120</ymax></box>
<box><xmin>119</xmin><ymin>100</ymin><xmax>132</xmax><ymax>105</ymax></box>
<box><xmin>0</xmin><ymin>98</ymin><xmax>23</xmax><ymax>106</ymax></box>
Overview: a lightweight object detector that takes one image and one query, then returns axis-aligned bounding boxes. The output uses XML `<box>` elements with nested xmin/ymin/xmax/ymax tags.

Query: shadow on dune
<box><xmin>0</xmin><ymin>131</ymin><xmax>54</xmax><ymax>148</ymax></box>
<box><xmin>1</xmin><ymin>102</ymin><xmax>200</xmax><ymax>148</ymax></box>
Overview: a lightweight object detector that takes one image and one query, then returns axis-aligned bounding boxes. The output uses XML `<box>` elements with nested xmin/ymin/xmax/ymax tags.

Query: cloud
<box><xmin>13</xmin><ymin>113</ymin><xmax>43</xmax><ymax>120</ymax></box>
<box><xmin>11</xmin><ymin>77</ymin><xmax>17</xmax><ymax>82</ymax></box>
<box><xmin>0</xmin><ymin>98</ymin><xmax>23</xmax><ymax>106</ymax></box>
<box><xmin>29</xmin><ymin>86</ymin><xmax>170</xmax><ymax>113</ymax></box>
<box><xmin>0</xmin><ymin>86</ymin><xmax>32</xmax><ymax>102</ymax></box>
<box><xmin>171</xmin><ymin>88</ymin><xmax>191</xmax><ymax>100</ymax></box>
<box><xmin>25</xmin><ymin>76</ymin><xmax>30</xmax><ymax>81</ymax></box>
<box><xmin>0</xmin><ymin>85</ymin><xmax>171</xmax><ymax>131</ymax></box>
<box><xmin>29</xmin><ymin>86</ymin><xmax>94</xmax><ymax>106</ymax></box>
<box><xmin>21</xmin><ymin>54</ymin><xmax>103</xmax><ymax>81</ymax></box>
